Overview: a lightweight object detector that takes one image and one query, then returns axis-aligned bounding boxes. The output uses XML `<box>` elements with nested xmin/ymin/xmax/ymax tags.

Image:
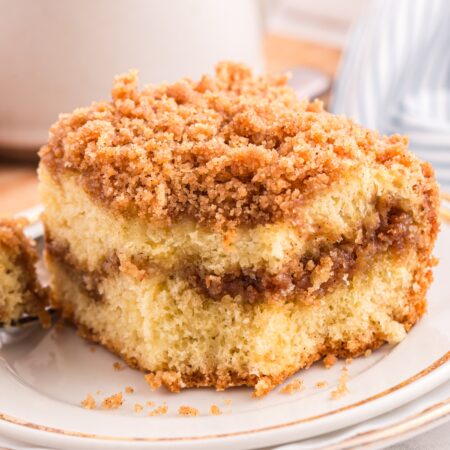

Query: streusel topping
<box><xmin>40</xmin><ymin>62</ymin><xmax>422</xmax><ymax>228</ymax></box>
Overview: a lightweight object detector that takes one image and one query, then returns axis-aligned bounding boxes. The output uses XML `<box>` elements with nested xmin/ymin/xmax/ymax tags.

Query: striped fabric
<box><xmin>332</xmin><ymin>0</ymin><xmax>450</xmax><ymax>188</ymax></box>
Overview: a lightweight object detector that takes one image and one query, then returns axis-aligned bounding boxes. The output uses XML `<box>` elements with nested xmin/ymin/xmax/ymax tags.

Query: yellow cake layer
<box><xmin>39</xmin><ymin>163</ymin><xmax>425</xmax><ymax>277</ymax></box>
<box><xmin>0</xmin><ymin>247</ymin><xmax>30</xmax><ymax>322</ymax></box>
<box><xmin>0</xmin><ymin>219</ymin><xmax>47</xmax><ymax>324</ymax></box>
<box><xmin>46</xmin><ymin>246</ymin><xmax>427</xmax><ymax>394</ymax></box>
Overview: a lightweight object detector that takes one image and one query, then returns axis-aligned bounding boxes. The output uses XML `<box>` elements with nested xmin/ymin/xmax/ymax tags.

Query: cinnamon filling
<box><xmin>46</xmin><ymin>205</ymin><xmax>417</xmax><ymax>304</ymax></box>
<box><xmin>182</xmin><ymin>207</ymin><xmax>416</xmax><ymax>302</ymax></box>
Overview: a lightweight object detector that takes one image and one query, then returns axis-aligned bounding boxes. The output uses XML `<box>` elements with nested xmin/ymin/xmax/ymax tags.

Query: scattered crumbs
<box><xmin>223</xmin><ymin>398</ymin><xmax>232</xmax><ymax>406</ymax></box>
<box><xmin>364</xmin><ymin>349</ymin><xmax>372</xmax><ymax>357</ymax></box>
<box><xmin>315</xmin><ymin>381</ymin><xmax>328</xmax><ymax>389</ymax></box>
<box><xmin>144</xmin><ymin>373</ymin><xmax>162</xmax><ymax>391</ymax></box>
<box><xmin>96</xmin><ymin>390</ymin><xmax>102</xmax><ymax>395</ymax></box>
<box><xmin>81</xmin><ymin>394</ymin><xmax>96</xmax><ymax>410</ymax></box>
<box><xmin>280</xmin><ymin>379</ymin><xmax>304</xmax><ymax>394</ymax></box>
<box><xmin>323</xmin><ymin>354</ymin><xmax>337</xmax><ymax>369</ymax></box>
<box><xmin>146</xmin><ymin>400</ymin><xmax>155</xmax><ymax>407</ymax></box>
<box><xmin>102</xmin><ymin>392</ymin><xmax>124</xmax><ymax>409</ymax></box>
<box><xmin>178</xmin><ymin>405</ymin><xmax>199</xmax><ymax>417</ymax></box>
<box><xmin>345</xmin><ymin>358</ymin><xmax>353</xmax><ymax>365</ymax></box>
<box><xmin>113</xmin><ymin>362</ymin><xmax>125</xmax><ymax>371</ymax></box>
<box><xmin>125</xmin><ymin>386</ymin><xmax>134</xmax><ymax>394</ymax></box>
<box><xmin>55</xmin><ymin>316</ymin><xmax>65</xmax><ymax>330</ymax></box>
<box><xmin>210</xmin><ymin>404</ymin><xmax>222</xmax><ymax>416</ymax></box>
<box><xmin>89</xmin><ymin>346</ymin><xmax>96</xmax><ymax>353</ymax></box>
<box><xmin>331</xmin><ymin>367</ymin><xmax>349</xmax><ymax>400</ymax></box>
<box><xmin>149</xmin><ymin>404</ymin><xmax>168</xmax><ymax>416</ymax></box>
<box><xmin>134</xmin><ymin>403</ymin><xmax>144</xmax><ymax>413</ymax></box>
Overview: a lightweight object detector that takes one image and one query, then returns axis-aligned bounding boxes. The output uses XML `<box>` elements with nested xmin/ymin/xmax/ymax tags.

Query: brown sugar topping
<box><xmin>40</xmin><ymin>62</ymin><xmax>422</xmax><ymax>229</ymax></box>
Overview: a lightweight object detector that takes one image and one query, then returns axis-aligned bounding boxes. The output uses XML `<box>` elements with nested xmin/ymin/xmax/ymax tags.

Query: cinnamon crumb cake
<box><xmin>0</xmin><ymin>218</ymin><xmax>47</xmax><ymax>324</ymax></box>
<box><xmin>39</xmin><ymin>62</ymin><xmax>439</xmax><ymax>396</ymax></box>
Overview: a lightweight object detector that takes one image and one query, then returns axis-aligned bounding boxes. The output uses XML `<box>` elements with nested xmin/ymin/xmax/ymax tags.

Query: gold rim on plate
<box><xmin>0</xmin><ymin>352</ymin><xmax>448</xmax><ymax>443</ymax></box>
<box><xmin>319</xmin><ymin>396</ymin><xmax>450</xmax><ymax>450</ymax></box>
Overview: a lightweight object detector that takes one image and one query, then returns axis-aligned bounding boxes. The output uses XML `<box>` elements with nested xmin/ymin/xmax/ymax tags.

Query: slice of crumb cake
<box><xmin>39</xmin><ymin>62</ymin><xmax>439</xmax><ymax>396</ymax></box>
<box><xmin>0</xmin><ymin>218</ymin><xmax>47</xmax><ymax>325</ymax></box>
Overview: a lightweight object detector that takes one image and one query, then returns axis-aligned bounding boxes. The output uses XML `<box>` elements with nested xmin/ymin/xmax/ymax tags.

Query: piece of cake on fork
<box><xmin>39</xmin><ymin>62</ymin><xmax>439</xmax><ymax>396</ymax></box>
<box><xmin>0</xmin><ymin>218</ymin><xmax>48</xmax><ymax>325</ymax></box>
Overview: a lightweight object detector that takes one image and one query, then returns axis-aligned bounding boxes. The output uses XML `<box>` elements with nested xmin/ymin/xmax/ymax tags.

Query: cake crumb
<box><xmin>89</xmin><ymin>346</ymin><xmax>96</xmax><ymax>353</ymax></box>
<box><xmin>223</xmin><ymin>398</ymin><xmax>232</xmax><ymax>405</ymax></box>
<box><xmin>102</xmin><ymin>392</ymin><xmax>123</xmax><ymax>409</ymax></box>
<box><xmin>331</xmin><ymin>367</ymin><xmax>349</xmax><ymax>400</ymax></box>
<box><xmin>125</xmin><ymin>386</ymin><xmax>134</xmax><ymax>394</ymax></box>
<box><xmin>364</xmin><ymin>349</ymin><xmax>372</xmax><ymax>357</ymax></box>
<box><xmin>345</xmin><ymin>358</ymin><xmax>353</xmax><ymax>365</ymax></box>
<box><xmin>178</xmin><ymin>405</ymin><xmax>199</xmax><ymax>417</ymax></box>
<box><xmin>315</xmin><ymin>381</ymin><xmax>328</xmax><ymax>389</ymax></box>
<box><xmin>81</xmin><ymin>394</ymin><xmax>96</xmax><ymax>410</ymax></box>
<box><xmin>149</xmin><ymin>404</ymin><xmax>168</xmax><ymax>416</ymax></box>
<box><xmin>210</xmin><ymin>404</ymin><xmax>222</xmax><ymax>415</ymax></box>
<box><xmin>280</xmin><ymin>379</ymin><xmax>304</xmax><ymax>394</ymax></box>
<box><xmin>146</xmin><ymin>400</ymin><xmax>155</xmax><ymax>407</ymax></box>
<box><xmin>96</xmin><ymin>390</ymin><xmax>101</xmax><ymax>395</ymax></box>
<box><xmin>113</xmin><ymin>362</ymin><xmax>125</xmax><ymax>371</ymax></box>
<box><xmin>144</xmin><ymin>373</ymin><xmax>162</xmax><ymax>390</ymax></box>
<box><xmin>134</xmin><ymin>403</ymin><xmax>144</xmax><ymax>413</ymax></box>
<box><xmin>323</xmin><ymin>354</ymin><xmax>337</xmax><ymax>368</ymax></box>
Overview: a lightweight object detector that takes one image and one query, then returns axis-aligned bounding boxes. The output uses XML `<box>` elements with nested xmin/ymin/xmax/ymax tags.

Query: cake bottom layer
<box><xmin>46</xmin><ymin>248</ymin><xmax>432</xmax><ymax>396</ymax></box>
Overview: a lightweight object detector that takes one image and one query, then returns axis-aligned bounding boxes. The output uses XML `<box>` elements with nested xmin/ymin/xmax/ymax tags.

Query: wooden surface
<box><xmin>0</xmin><ymin>34</ymin><xmax>341</xmax><ymax>216</ymax></box>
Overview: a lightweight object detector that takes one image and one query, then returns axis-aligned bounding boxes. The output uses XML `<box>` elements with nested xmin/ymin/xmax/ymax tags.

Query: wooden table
<box><xmin>0</xmin><ymin>35</ymin><xmax>341</xmax><ymax>216</ymax></box>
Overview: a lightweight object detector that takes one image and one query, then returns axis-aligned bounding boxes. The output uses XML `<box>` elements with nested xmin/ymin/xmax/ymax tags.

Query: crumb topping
<box><xmin>40</xmin><ymin>61</ymin><xmax>421</xmax><ymax>229</ymax></box>
<box><xmin>81</xmin><ymin>394</ymin><xmax>96</xmax><ymax>410</ymax></box>
<box><xmin>178</xmin><ymin>405</ymin><xmax>199</xmax><ymax>417</ymax></box>
<box><xmin>125</xmin><ymin>386</ymin><xmax>134</xmax><ymax>394</ymax></box>
<box><xmin>315</xmin><ymin>380</ymin><xmax>327</xmax><ymax>389</ymax></box>
<box><xmin>102</xmin><ymin>392</ymin><xmax>123</xmax><ymax>409</ymax></box>
<box><xmin>280</xmin><ymin>378</ymin><xmax>304</xmax><ymax>394</ymax></box>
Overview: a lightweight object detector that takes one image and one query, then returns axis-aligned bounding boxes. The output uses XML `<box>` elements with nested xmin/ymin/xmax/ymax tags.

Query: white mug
<box><xmin>0</xmin><ymin>0</ymin><xmax>263</xmax><ymax>154</ymax></box>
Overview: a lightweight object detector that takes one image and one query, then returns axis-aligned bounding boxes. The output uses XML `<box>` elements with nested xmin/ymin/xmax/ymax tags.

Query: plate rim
<box><xmin>0</xmin><ymin>352</ymin><xmax>448</xmax><ymax>447</ymax></box>
<box><xmin>316</xmin><ymin>395</ymin><xmax>450</xmax><ymax>450</ymax></box>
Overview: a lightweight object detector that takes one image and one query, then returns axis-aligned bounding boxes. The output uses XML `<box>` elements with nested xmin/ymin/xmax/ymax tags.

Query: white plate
<box><xmin>273</xmin><ymin>381</ymin><xmax>450</xmax><ymax>450</ymax></box>
<box><xmin>0</xmin><ymin>220</ymin><xmax>449</xmax><ymax>450</ymax></box>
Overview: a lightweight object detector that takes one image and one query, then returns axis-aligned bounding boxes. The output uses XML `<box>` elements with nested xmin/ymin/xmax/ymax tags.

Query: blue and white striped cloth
<box><xmin>332</xmin><ymin>0</ymin><xmax>450</xmax><ymax>189</ymax></box>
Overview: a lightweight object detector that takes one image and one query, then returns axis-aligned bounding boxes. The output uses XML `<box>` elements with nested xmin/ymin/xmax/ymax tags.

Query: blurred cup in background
<box><xmin>0</xmin><ymin>0</ymin><xmax>263</xmax><ymax>158</ymax></box>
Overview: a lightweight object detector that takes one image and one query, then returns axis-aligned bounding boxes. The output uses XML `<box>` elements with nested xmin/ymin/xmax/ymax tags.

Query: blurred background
<box><xmin>0</xmin><ymin>0</ymin><xmax>448</xmax><ymax>215</ymax></box>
